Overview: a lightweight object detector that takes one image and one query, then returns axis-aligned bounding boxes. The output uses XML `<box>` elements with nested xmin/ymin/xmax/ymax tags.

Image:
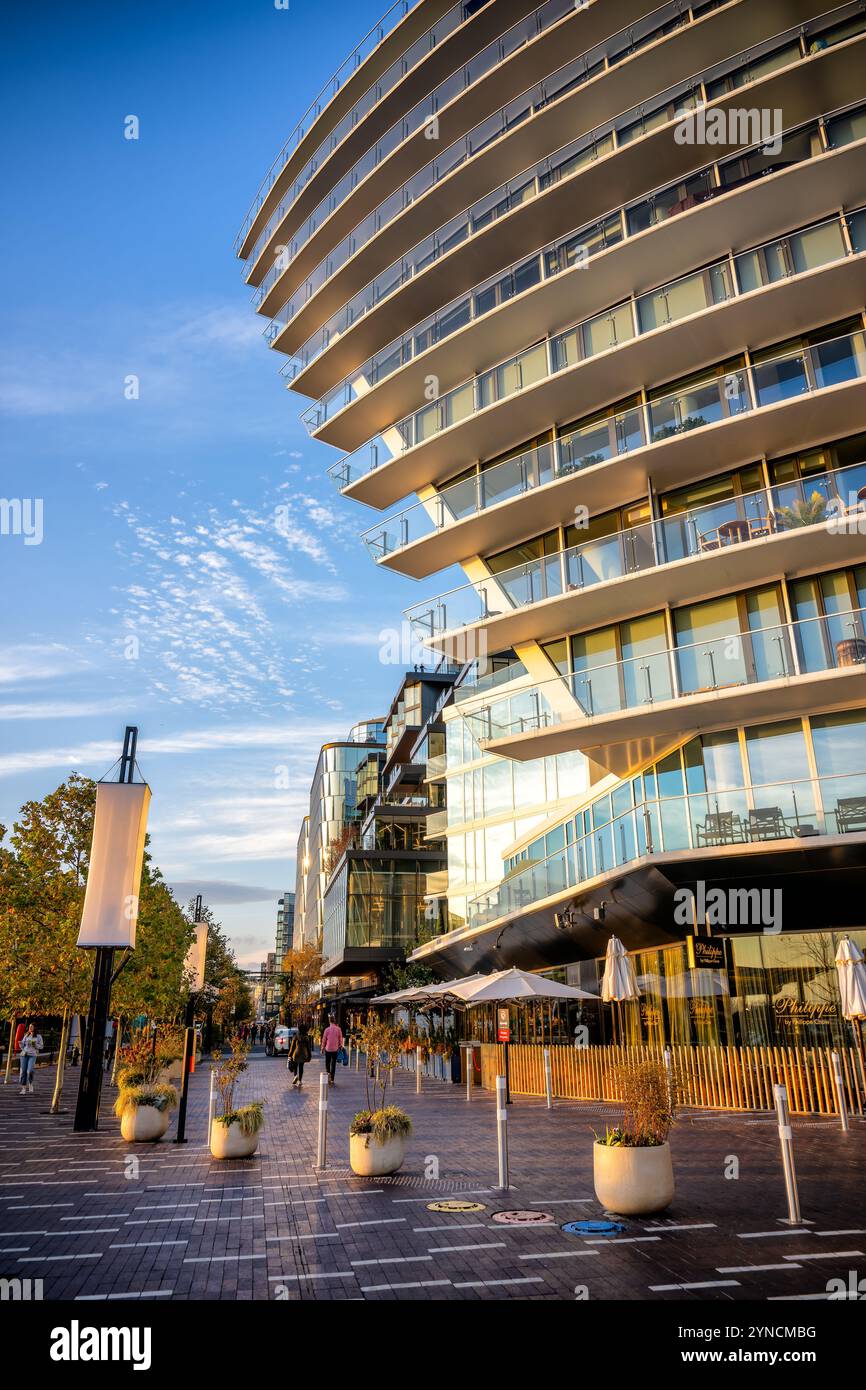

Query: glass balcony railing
<box><xmin>306</xmin><ymin>205</ymin><xmax>861</xmax><ymax>434</ymax></box>
<box><xmin>333</xmin><ymin>209</ymin><xmax>863</xmax><ymax>472</ymax></box>
<box><xmin>404</xmin><ymin>461</ymin><xmax>866</xmax><ymax>640</ymax></box>
<box><xmin>464</xmin><ymin>606</ymin><xmax>866</xmax><ymax>746</ymax></box>
<box><xmin>268</xmin><ymin>16</ymin><xmax>863</xmax><ymax>347</ymax></box>
<box><xmin>249</xmin><ymin>0</ymin><xmax>611</xmax><ymax>292</ymax></box>
<box><xmin>236</xmin><ymin>0</ymin><xmax>426</xmax><ymax>256</ymax></box>
<box><xmin>466</xmin><ymin>768</ymin><xmax>866</xmax><ymax>928</ymax></box>
<box><xmin>354</xmin><ymin>326</ymin><xmax>866</xmax><ymax>543</ymax></box>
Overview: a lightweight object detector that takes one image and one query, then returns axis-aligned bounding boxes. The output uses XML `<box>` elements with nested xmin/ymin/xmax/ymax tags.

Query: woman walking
<box><xmin>18</xmin><ymin>1023</ymin><xmax>43</xmax><ymax>1095</ymax></box>
<box><xmin>288</xmin><ymin>1023</ymin><xmax>312</xmax><ymax>1089</ymax></box>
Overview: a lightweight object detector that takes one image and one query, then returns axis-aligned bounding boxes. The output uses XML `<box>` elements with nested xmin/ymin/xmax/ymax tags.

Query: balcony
<box><xmin>405</xmin><ymin>462</ymin><xmax>866</xmax><ymax>656</ymax></box>
<box><xmin>332</xmin><ymin>242</ymin><xmax>866</xmax><ymax>512</ymax></box>
<box><xmin>359</xmin><ymin>328</ymin><xmax>866</xmax><ymax>578</ymax></box>
<box><xmin>465</xmin><ymin>767</ymin><xmax>866</xmax><ymax>930</ymax></box>
<box><xmin>281</xmin><ymin>84</ymin><xmax>866</xmax><ymax>387</ymax></box>
<box><xmin>424</xmin><ymin>808</ymin><xmax>449</xmax><ymax>839</ymax></box>
<box><xmin>322</xmin><ymin>202</ymin><xmax>861</xmax><ymax>461</ymax></box>
<box><xmin>248</xmin><ymin>0</ymin><xmax>627</xmax><ymax>301</ymax></box>
<box><xmin>238</xmin><ymin>0</ymin><xmax>441</xmax><ymax>261</ymax></box>
<box><xmin>465</xmin><ymin>606</ymin><xmax>866</xmax><ymax>774</ymax></box>
<box><xmin>273</xmin><ymin>28</ymin><xmax>865</xmax><ymax>364</ymax></box>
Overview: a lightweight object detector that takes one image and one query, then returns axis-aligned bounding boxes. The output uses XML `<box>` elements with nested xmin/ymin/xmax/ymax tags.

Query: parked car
<box><xmin>271</xmin><ymin>1026</ymin><xmax>297</xmax><ymax>1056</ymax></box>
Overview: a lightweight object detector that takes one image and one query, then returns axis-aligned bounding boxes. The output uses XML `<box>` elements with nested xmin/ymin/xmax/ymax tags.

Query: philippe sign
<box><xmin>686</xmin><ymin>936</ymin><xmax>725</xmax><ymax>971</ymax></box>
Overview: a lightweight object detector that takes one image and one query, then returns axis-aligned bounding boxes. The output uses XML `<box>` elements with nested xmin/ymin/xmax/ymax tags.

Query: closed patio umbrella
<box><xmin>602</xmin><ymin>936</ymin><xmax>641</xmax><ymax>1044</ymax></box>
<box><xmin>835</xmin><ymin>936</ymin><xmax>866</xmax><ymax>1093</ymax></box>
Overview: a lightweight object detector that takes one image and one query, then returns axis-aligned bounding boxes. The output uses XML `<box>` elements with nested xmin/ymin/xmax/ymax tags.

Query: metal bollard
<box><xmin>314</xmin><ymin>1072</ymin><xmax>328</xmax><ymax>1171</ymax></box>
<box><xmin>831</xmin><ymin>1051</ymin><xmax>850</xmax><ymax>1133</ymax></box>
<box><xmin>496</xmin><ymin>1074</ymin><xmax>509</xmax><ymax>1191</ymax></box>
<box><xmin>354</xmin><ymin>1043</ymin><xmax>360</xmax><ymax>1071</ymax></box>
<box><xmin>207</xmin><ymin>1068</ymin><xmax>215</xmax><ymax>1149</ymax></box>
<box><xmin>465</xmin><ymin>1045</ymin><xmax>472</xmax><ymax>1102</ymax></box>
<box><xmin>773</xmin><ymin>1084</ymin><xmax>801</xmax><ymax>1225</ymax></box>
<box><xmin>416</xmin><ymin>1046</ymin><xmax>422</xmax><ymax>1094</ymax></box>
<box><xmin>543</xmin><ymin>1047</ymin><xmax>553</xmax><ymax>1109</ymax></box>
<box><xmin>663</xmin><ymin>1048</ymin><xmax>673</xmax><ymax>1108</ymax></box>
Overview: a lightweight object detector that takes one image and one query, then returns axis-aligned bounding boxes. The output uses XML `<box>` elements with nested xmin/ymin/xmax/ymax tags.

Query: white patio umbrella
<box><xmin>451</xmin><ymin>967</ymin><xmax>597</xmax><ymax>1003</ymax></box>
<box><xmin>602</xmin><ymin>936</ymin><xmax>641</xmax><ymax>1044</ymax></box>
<box><xmin>452</xmin><ymin>967</ymin><xmax>598</xmax><ymax>1102</ymax></box>
<box><xmin>835</xmin><ymin>937</ymin><xmax>866</xmax><ymax>1089</ymax></box>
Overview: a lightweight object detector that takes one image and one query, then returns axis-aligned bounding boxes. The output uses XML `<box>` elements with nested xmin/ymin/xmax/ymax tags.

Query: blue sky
<box><xmin>0</xmin><ymin>0</ymin><xmax>444</xmax><ymax>965</ymax></box>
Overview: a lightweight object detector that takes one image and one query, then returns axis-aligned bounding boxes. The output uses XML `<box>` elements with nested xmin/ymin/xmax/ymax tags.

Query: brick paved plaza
<box><xmin>1</xmin><ymin>1049</ymin><xmax>864</xmax><ymax>1303</ymax></box>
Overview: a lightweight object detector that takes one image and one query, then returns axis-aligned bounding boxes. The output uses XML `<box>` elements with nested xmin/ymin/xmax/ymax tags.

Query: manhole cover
<box><xmin>491</xmin><ymin>1209</ymin><xmax>555</xmax><ymax>1225</ymax></box>
<box><xmin>562</xmin><ymin>1219</ymin><xmax>626</xmax><ymax>1236</ymax></box>
<box><xmin>427</xmin><ymin>1199</ymin><xmax>486</xmax><ymax>1213</ymax></box>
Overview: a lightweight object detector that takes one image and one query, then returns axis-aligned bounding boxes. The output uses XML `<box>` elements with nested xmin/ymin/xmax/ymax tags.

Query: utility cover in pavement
<box><xmin>561</xmin><ymin>1219</ymin><xmax>626</xmax><ymax>1236</ymax></box>
<box><xmin>427</xmin><ymin>1199</ymin><xmax>486</xmax><ymax>1213</ymax></box>
<box><xmin>491</xmin><ymin>1209</ymin><xmax>555</xmax><ymax>1225</ymax></box>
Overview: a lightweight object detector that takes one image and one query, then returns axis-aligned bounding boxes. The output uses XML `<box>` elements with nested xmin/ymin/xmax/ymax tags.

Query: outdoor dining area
<box><xmin>695</xmin><ymin>794</ymin><xmax>866</xmax><ymax>846</ymax></box>
<box><xmin>369</xmin><ymin>937</ymin><xmax>866</xmax><ymax>1119</ymax></box>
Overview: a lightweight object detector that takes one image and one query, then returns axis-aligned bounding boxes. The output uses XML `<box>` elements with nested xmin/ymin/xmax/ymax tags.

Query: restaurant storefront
<box><xmin>462</xmin><ymin>928</ymin><xmax>866</xmax><ymax>1053</ymax></box>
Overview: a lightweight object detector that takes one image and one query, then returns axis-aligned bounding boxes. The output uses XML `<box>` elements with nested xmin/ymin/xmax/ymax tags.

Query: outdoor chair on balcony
<box><xmin>696</xmin><ymin>811</ymin><xmax>745</xmax><ymax>846</ymax></box>
<box><xmin>748</xmin><ymin>806</ymin><xmax>789</xmax><ymax>841</ymax></box>
<box><xmin>836</xmin><ymin>796</ymin><xmax>866</xmax><ymax>834</ymax></box>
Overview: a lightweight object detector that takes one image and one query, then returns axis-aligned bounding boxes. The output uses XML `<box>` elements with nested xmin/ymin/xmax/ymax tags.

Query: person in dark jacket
<box><xmin>288</xmin><ymin>1023</ymin><xmax>312</xmax><ymax>1089</ymax></box>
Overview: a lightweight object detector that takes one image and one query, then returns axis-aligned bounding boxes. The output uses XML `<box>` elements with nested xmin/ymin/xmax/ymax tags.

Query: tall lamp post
<box><xmin>74</xmin><ymin>727</ymin><xmax>150</xmax><ymax>1132</ymax></box>
<box><xmin>175</xmin><ymin>896</ymin><xmax>208</xmax><ymax>1144</ymax></box>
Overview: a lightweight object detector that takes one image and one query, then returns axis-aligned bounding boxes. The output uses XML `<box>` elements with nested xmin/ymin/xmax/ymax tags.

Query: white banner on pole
<box><xmin>184</xmin><ymin>922</ymin><xmax>208</xmax><ymax>991</ymax></box>
<box><xmin>77</xmin><ymin>783</ymin><xmax>151</xmax><ymax>948</ymax></box>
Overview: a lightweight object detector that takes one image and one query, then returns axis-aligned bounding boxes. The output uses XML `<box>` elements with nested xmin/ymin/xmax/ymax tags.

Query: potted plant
<box><xmin>114</xmin><ymin>1082</ymin><xmax>177</xmax><ymax>1142</ymax></box>
<box><xmin>776</xmin><ymin>491</ymin><xmax>829</xmax><ymax>530</ymax></box>
<box><xmin>349</xmin><ymin>1018</ymin><xmax>412</xmax><ymax>1177</ymax></box>
<box><xmin>593</xmin><ymin>1057</ymin><xmax>676</xmax><ymax>1215</ymax></box>
<box><xmin>210</xmin><ymin>1036</ymin><xmax>265</xmax><ymax>1159</ymax></box>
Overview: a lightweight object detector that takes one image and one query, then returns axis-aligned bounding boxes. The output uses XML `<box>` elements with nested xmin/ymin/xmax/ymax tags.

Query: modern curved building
<box><xmin>240</xmin><ymin>0</ymin><xmax>866</xmax><ymax>1051</ymax></box>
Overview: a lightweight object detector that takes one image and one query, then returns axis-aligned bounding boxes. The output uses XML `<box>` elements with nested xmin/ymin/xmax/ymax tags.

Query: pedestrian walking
<box><xmin>321</xmin><ymin>1014</ymin><xmax>343</xmax><ymax>1086</ymax></box>
<box><xmin>18</xmin><ymin>1023</ymin><xmax>43</xmax><ymax>1094</ymax></box>
<box><xmin>288</xmin><ymin>1023</ymin><xmax>311</xmax><ymax>1089</ymax></box>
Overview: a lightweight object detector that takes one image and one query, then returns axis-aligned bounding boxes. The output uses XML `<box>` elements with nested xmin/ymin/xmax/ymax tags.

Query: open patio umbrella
<box><xmin>835</xmin><ymin>936</ymin><xmax>866</xmax><ymax>1093</ymax></box>
<box><xmin>451</xmin><ymin>967</ymin><xmax>597</xmax><ymax>1003</ymax></box>
<box><xmin>602</xmin><ymin>936</ymin><xmax>641</xmax><ymax>1044</ymax></box>
<box><xmin>451</xmin><ymin>967</ymin><xmax>598</xmax><ymax>1101</ymax></box>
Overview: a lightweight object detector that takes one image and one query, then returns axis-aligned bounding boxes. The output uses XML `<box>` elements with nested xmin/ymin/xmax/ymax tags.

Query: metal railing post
<box><xmin>831</xmin><ymin>1051</ymin><xmax>850</xmax><ymax>1133</ymax></box>
<box><xmin>496</xmin><ymin>1075</ymin><xmax>509</xmax><ymax>1191</ymax></box>
<box><xmin>207</xmin><ymin>1068</ymin><xmax>215</xmax><ymax>1150</ymax></box>
<box><xmin>315</xmin><ymin>1072</ymin><xmax>328</xmax><ymax>1171</ymax></box>
<box><xmin>773</xmin><ymin>1084</ymin><xmax>801</xmax><ymax>1225</ymax></box>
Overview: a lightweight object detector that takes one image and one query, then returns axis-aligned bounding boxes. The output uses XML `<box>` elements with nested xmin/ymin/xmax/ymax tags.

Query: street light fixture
<box><xmin>174</xmin><ymin>895</ymin><xmax>208</xmax><ymax>1144</ymax></box>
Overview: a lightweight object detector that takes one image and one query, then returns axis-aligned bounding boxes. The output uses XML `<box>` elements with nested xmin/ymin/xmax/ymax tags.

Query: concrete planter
<box><xmin>349</xmin><ymin>1131</ymin><xmax>406</xmax><ymax>1177</ymax></box>
<box><xmin>210</xmin><ymin>1119</ymin><xmax>260</xmax><ymax>1160</ymax></box>
<box><xmin>120</xmin><ymin>1104</ymin><xmax>170</xmax><ymax>1143</ymax></box>
<box><xmin>593</xmin><ymin>1140</ymin><xmax>674</xmax><ymax>1215</ymax></box>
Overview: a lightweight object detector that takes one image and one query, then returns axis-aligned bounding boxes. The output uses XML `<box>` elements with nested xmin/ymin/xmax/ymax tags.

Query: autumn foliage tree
<box><xmin>0</xmin><ymin>774</ymin><xmax>193</xmax><ymax>1108</ymax></box>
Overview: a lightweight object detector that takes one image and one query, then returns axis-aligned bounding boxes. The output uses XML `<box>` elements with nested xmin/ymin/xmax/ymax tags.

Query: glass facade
<box><xmin>469</xmin><ymin>708</ymin><xmax>866</xmax><ymax>928</ymax></box>
<box><xmin>462</xmin><ymin>929</ymin><xmax>866</xmax><ymax>1050</ymax></box>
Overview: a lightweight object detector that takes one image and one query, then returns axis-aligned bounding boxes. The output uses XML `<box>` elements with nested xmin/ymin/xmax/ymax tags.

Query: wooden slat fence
<box><xmin>479</xmin><ymin>1043</ymin><xmax>865</xmax><ymax>1116</ymax></box>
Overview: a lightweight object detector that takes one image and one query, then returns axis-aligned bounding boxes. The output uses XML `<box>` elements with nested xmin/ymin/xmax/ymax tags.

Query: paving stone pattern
<box><xmin>1</xmin><ymin>1049</ymin><xmax>864</xmax><ymax>1301</ymax></box>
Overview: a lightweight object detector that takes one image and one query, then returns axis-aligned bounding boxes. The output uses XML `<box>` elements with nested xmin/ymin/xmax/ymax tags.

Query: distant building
<box><xmin>275</xmin><ymin>891</ymin><xmax>294</xmax><ymax>964</ymax></box>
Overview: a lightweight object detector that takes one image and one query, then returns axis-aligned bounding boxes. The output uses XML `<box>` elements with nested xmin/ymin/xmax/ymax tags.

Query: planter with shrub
<box><xmin>210</xmin><ymin>1037</ymin><xmax>265</xmax><ymax>1159</ymax></box>
<box><xmin>349</xmin><ymin>1106</ymin><xmax>412</xmax><ymax>1176</ymax></box>
<box><xmin>349</xmin><ymin>1018</ymin><xmax>411</xmax><ymax>1176</ymax></box>
<box><xmin>593</xmin><ymin>1057</ymin><xmax>676</xmax><ymax>1215</ymax></box>
<box><xmin>211</xmin><ymin>1101</ymin><xmax>265</xmax><ymax>1159</ymax></box>
<box><xmin>114</xmin><ymin>1083</ymin><xmax>177</xmax><ymax>1142</ymax></box>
